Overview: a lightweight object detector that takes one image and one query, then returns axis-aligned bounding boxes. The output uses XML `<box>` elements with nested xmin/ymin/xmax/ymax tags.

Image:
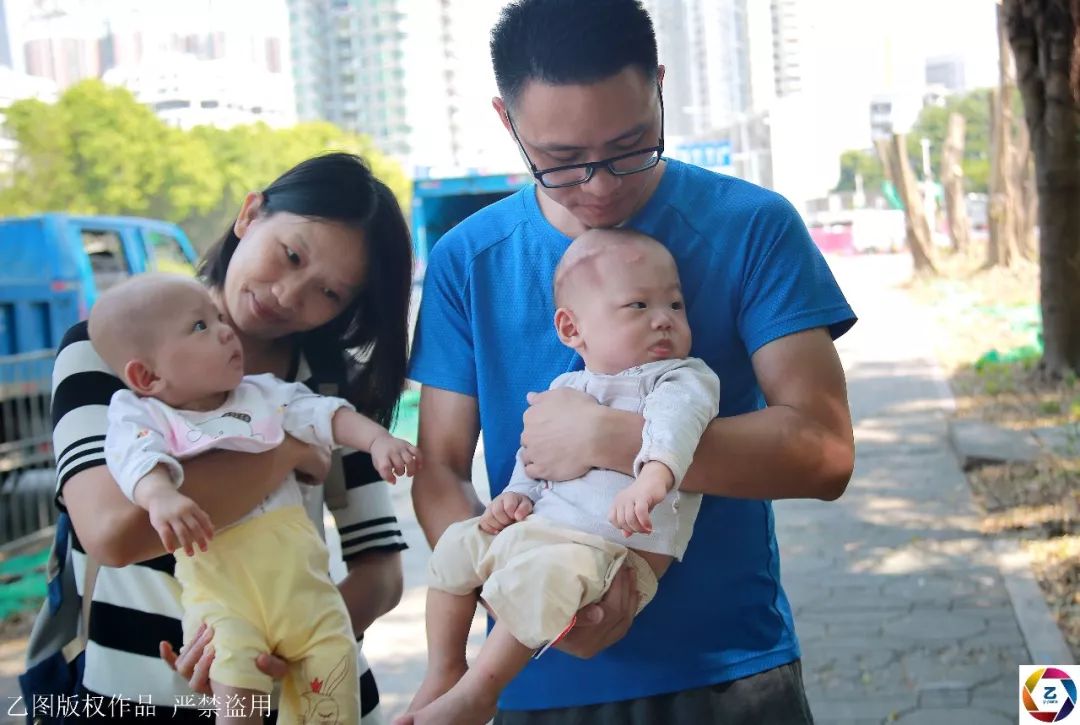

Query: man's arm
<box><xmin>63</xmin><ymin>441</ymin><xmax>311</xmax><ymax>567</ymax></box>
<box><xmin>540</xmin><ymin>328</ymin><xmax>855</xmax><ymax>501</ymax></box>
<box><xmin>411</xmin><ymin>386</ymin><xmax>484</xmax><ymax>548</ymax></box>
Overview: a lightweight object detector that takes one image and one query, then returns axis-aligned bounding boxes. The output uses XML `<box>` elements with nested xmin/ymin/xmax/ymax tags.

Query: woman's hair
<box><xmin>199</xmin><ymin>152</ymin><xmax>412</xmax><ymax>428</ymax></box>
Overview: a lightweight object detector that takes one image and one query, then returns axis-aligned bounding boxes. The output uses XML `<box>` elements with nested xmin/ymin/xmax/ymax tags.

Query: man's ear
<box><xmin>492</xmin><ymin>97</ymin><xmax>511</xmax><ymax>133</ymax></box>
<box><xmin>554</xmin><ymin>308</ymin><xmax>583</xmax><ymax>350</ymax></box>
<box><xmin>124</xmin><ymin>359</ymin><xmax>163</xmax><ymax>397</ymax></box>
<box><xmin>657</xmin><ymin>64</ymin><xmax>666</xmax><ymax>88</ymax></box>
<box><xmin>233</xmin><ymin>191</ymin><xmax>263</xmax><ymax>239</ymax></box>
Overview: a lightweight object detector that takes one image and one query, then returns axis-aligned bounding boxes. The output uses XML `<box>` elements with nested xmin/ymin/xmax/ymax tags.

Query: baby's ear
<box><xmin>553</xmin><ymin>308</ymin><xmax>582</xmax><ymax>349</ymax></box>
<box><xmin>124</xmin><ymin>359</ymin><xmax>162</xmax><ymax>396</ymax></box>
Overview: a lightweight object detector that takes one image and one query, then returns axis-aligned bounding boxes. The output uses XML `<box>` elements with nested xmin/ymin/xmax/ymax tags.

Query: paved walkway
<box><xmin>775</xmin><ymin>254</ymin><xmax>1028</xmax><ymax>724</ymax></box>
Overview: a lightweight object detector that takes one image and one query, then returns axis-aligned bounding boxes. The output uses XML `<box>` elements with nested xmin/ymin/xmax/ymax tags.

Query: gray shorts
<box><xmin>494</xmin><ymin>660</ymin><xmax>814</xmax><ymax>725</ymax></box>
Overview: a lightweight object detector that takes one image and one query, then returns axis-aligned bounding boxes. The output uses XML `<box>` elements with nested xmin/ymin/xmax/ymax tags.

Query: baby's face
<box><xmin>150</xmin><ymin>284</ymin><xmax>245</xmax><ymax>403</ymax></box>
<box><xmin>572</xmin><ymin>246</ymin><xmax>691</xmax><ymax>374</ymax></box>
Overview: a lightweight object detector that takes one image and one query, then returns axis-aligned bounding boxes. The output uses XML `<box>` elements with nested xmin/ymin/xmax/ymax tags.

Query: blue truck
<box><xmin>411</xmin><ymin>172</ymin><xmax>532</xmax><ymax>276</ymax></box>
<box><xmin>0</xmin><ymin>214</ymin><xmax>199</xmax><ymax>544</ymax></box>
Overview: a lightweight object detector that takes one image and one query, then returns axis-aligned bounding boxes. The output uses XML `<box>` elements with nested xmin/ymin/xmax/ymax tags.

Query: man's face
<box><xmin>502</xmin><ymin>67</ymin><xmax>663</xmax><ymax>230</ymax></box>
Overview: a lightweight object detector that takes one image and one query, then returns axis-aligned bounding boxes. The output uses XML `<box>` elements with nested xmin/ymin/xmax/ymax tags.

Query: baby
<box><xmin>89</xmin><ymin>273</ymin><xmax>421</xmax><ymax>725</ymax></box>
<box><xmin>398</xmin><ymin>229</ymin><xmax>721</xmax><ymax>725</ymax></box>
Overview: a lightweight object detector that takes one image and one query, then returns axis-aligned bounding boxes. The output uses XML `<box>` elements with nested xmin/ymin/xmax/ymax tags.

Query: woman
<box><xmin>51</xmin><ymin>153</ymin><xmax>413</xmax><ymax>723</ymax></box>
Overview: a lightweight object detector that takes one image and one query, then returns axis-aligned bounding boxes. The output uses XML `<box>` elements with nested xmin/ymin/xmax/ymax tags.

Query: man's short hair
<box><xmin>490</xmin><ymin>0</ymin><xmax>658</xmax><ymax>107</ymax></box>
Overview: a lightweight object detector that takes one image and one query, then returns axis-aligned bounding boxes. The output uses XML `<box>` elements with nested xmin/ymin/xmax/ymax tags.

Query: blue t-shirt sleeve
<box><xmin>408</xmin><ymin>240</ymin><xmax>477</xmax><ymax>396</ymax></box>
<box><xmin>737</xmin><ymin>194</ymin><xmax>856</xmax><ymax>354</ymax></box>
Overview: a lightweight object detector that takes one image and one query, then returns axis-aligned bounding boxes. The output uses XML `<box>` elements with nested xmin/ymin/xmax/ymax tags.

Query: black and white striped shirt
<box><xmin>51</xmin><ymin>321</ymin><xmax>407</xmax><ymax>723</ymax></box>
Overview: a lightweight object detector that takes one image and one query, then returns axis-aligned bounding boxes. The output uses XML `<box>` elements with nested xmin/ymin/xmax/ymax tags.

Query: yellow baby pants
<box><xmin>428</xmin><ymin>516</ymin><xmax>659</xmax><ymax>649</ymax></box>
<box><xmin>175</xmin><ymin>505</ymin><xmax>359</xmax><ymax>725</ymax></box>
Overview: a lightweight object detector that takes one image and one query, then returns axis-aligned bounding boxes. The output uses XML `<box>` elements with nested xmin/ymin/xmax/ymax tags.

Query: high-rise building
<box><xmin>0</xmin><ymin>0</ymin><xmax>12</xmax><ymax>67</ymax></box>
<box><xmin>925</xmin><ymin>54</ymin><xmax>966</xmax><ymax>93</ymax></box>
<box><xmin>287</xmin><ymin>0</ymin><xmax>516</xmax><ymax>173</ymax></box>
<box><xmin>288</xmin><ymin>0</ymin><xmax>411</xmax><ymax>157</ymax></box>
<box><xmin>643</xmin><ymin>0</ymin><xmax>752</xmax><ymax>140</ymax></box>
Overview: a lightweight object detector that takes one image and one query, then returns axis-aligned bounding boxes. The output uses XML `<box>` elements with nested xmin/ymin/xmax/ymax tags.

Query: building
<box><xmin>3</xmin><ymin>0</ymin><xmax>293</xmax><ymax>129</ymax></box>
<box><xmin>287</xmin><ymin>0</ymin><xmax>517</xmax><ymax>174</ymax></box>
<box><xmin>926</xmin><ymin>54</ymin><xmax>966</xmax><ymax>93</ymax></box>
<box><xmin>643</xmin><ymin>0</ymin><xmax>752</xmax><ymax>140</ymax></box>
<box><xmin>0</xmin><ymin>0</ymin><xmax>12</xmax><ymax>67</ymax></box>
<box><xmin>102</xmin><ymin>53</ymin><xmax>295</xmax><ymax>130</ymax></box>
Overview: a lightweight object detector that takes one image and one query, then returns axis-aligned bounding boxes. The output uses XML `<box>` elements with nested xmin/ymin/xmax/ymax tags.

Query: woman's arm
<box><xmin>64</xmin><ymin>440</ymin><xmax>313</xmax><ymax>567</ymax></box>
<box><xmin>337</xmin><ymin>548</ymin><xmax>403</xmax><ymax>635</ymax></box>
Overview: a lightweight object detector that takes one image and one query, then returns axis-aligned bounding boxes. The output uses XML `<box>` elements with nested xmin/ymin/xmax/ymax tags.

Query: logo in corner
<box><xmin>1020</xmin><ymin>666</ymin><xmax>1078</xmax><ymax>722</ymax></box>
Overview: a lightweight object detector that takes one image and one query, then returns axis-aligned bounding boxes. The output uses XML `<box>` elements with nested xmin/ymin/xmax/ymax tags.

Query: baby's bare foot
<box><xmin>394</xmin><ymin>663</ymin><xmax>468</xmax><ymax>725</ymax></box>
<box><xmin>409</xmin><ymin>683</ymin><xmax>498</xmax><ymax>725</ymax></box>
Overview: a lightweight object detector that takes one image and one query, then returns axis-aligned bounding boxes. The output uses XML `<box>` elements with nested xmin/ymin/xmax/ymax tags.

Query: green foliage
<box><xmin>907</xmin><ymin>88</ymin><xmax>997</xmax><ymax>193</ymax></box>
<box><xmin>833</xmin><ymin>149</ymin><xmax>886</xmax><ymax>193</ymax></box>
<box><xmin>0</xmin><ymin>79</ymin><xmax>411</xmax><ymax>252</ymax></box>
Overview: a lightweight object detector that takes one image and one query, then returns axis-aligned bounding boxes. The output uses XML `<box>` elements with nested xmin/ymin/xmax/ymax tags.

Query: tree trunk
<box><xmin>1005</xmin><ymin>0</ymin><xmax>1080</xmax><ymax>376</ymax></box>
<box><xmin>989</xmin><ymin>3</ymin><xmax>1020</xmax><ymax>267</ymax></box>
<box><xmin>875</xmin><ymin>135</ymin><xmax>937</xmax><ymax>274</ymax></box>
<box><xmin>1013</xmin><ymin>116</ymin><xmax>1039</xmax><ymax>261</ymax></box>
<box><xmin>940</xmin><ymin>112</ymin><xmax>971</xmax><ymax>254</ymax></box>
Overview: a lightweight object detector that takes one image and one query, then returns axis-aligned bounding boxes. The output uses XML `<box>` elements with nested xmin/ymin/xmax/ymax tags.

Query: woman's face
<box><xmin>222</xmin><ymin>194</ymin><xmax>367</xmax><ymax>340</ymax></box>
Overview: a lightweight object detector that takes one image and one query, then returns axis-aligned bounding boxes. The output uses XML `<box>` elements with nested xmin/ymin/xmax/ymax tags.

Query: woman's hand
<box><xmin>555</xmin><ymin>566</ymin><xmax>639</xmax><ymax>659</ymax></box>
<box><xmin>160</xmin><ymin>623</ymin><xmax>288</xmax><ymax>695</ymax></box>
<box><xmin>283</xmin><ymin>435</ymin><xmax>332</xmax><ymax>484</ymax></box>
<box><xmin>520</xmin><ymin>388</ymin><xmax>602</xmax><ymax>481</ymax></box>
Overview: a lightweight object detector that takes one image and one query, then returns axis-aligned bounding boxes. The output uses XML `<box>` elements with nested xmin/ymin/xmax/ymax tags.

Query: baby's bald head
<box><xmin>88</xmin><ymin>274</ymin><xmax>210</xmax><ymax>381</ymax></box>
<box><xmin>553</xmin><ymin>228</ymin><xmax>674</xmax><ymax>309</ymax></box>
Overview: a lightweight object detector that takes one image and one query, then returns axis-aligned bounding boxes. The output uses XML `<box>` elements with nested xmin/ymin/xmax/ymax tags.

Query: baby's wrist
<box><xmin>637</xmin><ymin>461</ymin><xmax>676</xmax><ymax>491</ymax></box>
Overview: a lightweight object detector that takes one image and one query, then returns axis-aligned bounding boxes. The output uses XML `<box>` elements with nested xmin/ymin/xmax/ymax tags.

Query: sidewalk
<box><xmin>775</xmin><ymin>254</ymin><xmax>1036</xmax><ymax>724</ymax></box>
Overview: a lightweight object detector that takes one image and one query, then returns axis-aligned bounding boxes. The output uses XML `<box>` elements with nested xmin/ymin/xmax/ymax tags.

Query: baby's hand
<box><xmin>370</xmin><ymin>434</ymin><xmax>422</xmax><ymax>483</ymax></box>
<box><xmin>479</xmin><ymin>492</ymin><xmax>532</xmax><ymax>535</ymax></box>
<box><xmin>609</xmin><ymin>462</ymin><xmax>673</xmax><ymax>537</ymax></box>
<box><xmin>147</xmin><ymin>491</ymin><xmax>214</xmax><ymax>556</ymax></box>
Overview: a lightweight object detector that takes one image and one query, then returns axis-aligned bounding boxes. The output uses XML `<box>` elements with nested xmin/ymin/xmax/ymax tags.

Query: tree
<box><xmin>875</xmin><ymin>134</ymin><xmax>937</xmax><ymax>274</ymax></box>
<box><xmin>0</xmin><ymin>80</ymin><xmax>413</xmax><ymax>256</ymax></box>
<box><xmin>908</xmin><ymin>89</ymin><xmax>994</xmax><ymax>193</ymax></box>
<box><xmin>940</xmin><ymin>113</ymin><xmax>971</xmax><ymax>253</ymax></box>
<box><xmin>833</xmin><ymin>149</ymin><xmax>885</xmax><ymax>193</ymax></box>
<box><xmin>0</xmin><ymin>80</ymin><xmax>221</xmax><ymax>220</ymax></box>
<box><xmin>1004</xmin><ymin>0</ymin><xmax>1080</xmax><ymax>376</ymax></box>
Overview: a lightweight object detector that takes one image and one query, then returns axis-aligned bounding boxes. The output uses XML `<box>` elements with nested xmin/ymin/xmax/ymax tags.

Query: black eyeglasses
<box><xmin>506</xmin><ymin>83</ymin><xmax>665</xmax><ymax>189</ymax></box>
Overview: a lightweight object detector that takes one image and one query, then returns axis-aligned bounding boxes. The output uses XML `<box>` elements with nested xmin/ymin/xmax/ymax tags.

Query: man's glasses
<box><xmin>506</xmin><ymin>84</ymin><xmax>665</xmax><ymax>189</ymax></box>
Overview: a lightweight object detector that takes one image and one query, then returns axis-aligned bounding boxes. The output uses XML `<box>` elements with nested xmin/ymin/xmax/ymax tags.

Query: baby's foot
<box><xmin>393</xmin><ymin>663</ymin><xmax>468</xmax><ymax>725</ymax></box>
<box><xmin>408</xmin><ymin>683</ymin><xmax>498</xmax><ymax>725</ymax></box>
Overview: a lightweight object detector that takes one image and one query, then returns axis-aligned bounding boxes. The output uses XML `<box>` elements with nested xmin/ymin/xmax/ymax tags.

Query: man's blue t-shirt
<box><xmin>408</xmin><ymin>159</ymin><xmax>856</xmax><ymax>710</ymax></box>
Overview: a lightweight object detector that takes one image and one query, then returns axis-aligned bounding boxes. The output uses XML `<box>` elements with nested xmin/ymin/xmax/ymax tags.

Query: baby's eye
<box><xmin>192</xmin><ymin>319</ymin><xmax>208</xmax><ymax>332</ymax></box>
<box><xmin>323</xmin><ymin>288</ymin><xmax>341</xmax><ymax>302</ymax></box>
<box><xmin>627</xmin><ymin>301</ymin><xmax>647</xmax><ymax>310</ymax></box>
<box><xmin>283</xmin><ymin>246</ymin><xmax>301</xmax><ymax>265</ymax></box>
<box><xmin>671</xmin><ymin>301</ymin><xmax>684</xmax><ymax>311</ymax></box>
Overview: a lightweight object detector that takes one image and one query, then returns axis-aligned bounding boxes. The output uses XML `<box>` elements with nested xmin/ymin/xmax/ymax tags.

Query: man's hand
<box><xmin>556</xmin><ymin>566</ymin><xmax>639</xmax><ymax>659</ymax></box>
<box><xmin>146</xmin><ymin>490</ymin><xmax>214</xmax><ymax>557</ymax></box>
<box><xmin>521</xmin><ymin>388</ymin><xmax>602</xmax><ymax>481</ymax></box>
<box><xmin>479</xmin><ymin>491</ymin><xmax>533</xmax><ymax>535</ymax></box>
<box><xmin>609</xmin><ymin>462</ymin><xmax>673</xmax><ymax>537</ymax></box>
<box><xmin>370</xmin><ymin>434</ymin><xmax>422</xmax><ymax>483</ymax></box>
<box><xmin>160</xmin><ymin>623</ymin><xmax>288</xmax><ymax>696</ymax></box>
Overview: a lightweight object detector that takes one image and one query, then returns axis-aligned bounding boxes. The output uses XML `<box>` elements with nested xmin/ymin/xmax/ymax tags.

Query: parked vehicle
<box><xmin>411</xmin><ymin>173</ymin><xmax>532</xmax><ymax>277</ymax></box>
<box><xmin>0</xmin><ymin>214</ymin><xmax>198</xmax><ymax>545</ymax></box>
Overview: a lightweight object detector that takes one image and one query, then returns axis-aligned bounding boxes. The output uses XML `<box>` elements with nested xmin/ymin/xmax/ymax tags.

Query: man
<box><xmin>407</xmin><ymin>1</ymin><xmax>857</xmax><ymax>722</ymax></box>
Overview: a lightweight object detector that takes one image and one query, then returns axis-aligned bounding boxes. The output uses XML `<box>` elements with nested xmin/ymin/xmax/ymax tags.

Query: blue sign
<box><xmin>670</xmin><ymin>141</ymin><xmax>732</xmax><ymax>170</ymax></box>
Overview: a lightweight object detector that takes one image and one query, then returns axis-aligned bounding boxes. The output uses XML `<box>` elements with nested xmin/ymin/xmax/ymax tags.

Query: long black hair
<box><xmin>199</xmin><ymin>152</ymin><xmax>413</xmax><ymax>428</ymax></box>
